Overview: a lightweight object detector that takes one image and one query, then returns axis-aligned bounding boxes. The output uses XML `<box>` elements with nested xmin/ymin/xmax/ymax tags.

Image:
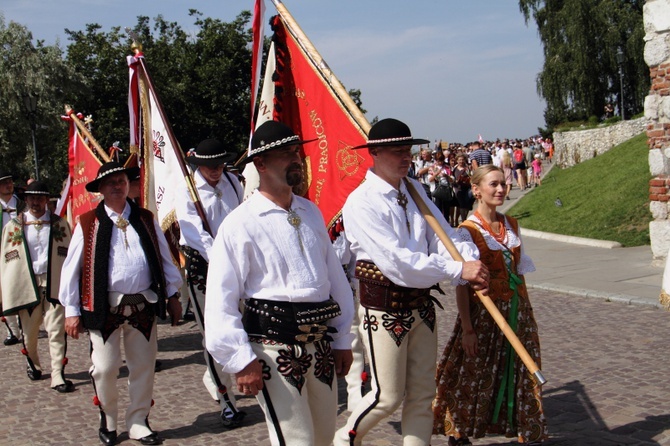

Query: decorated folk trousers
<box><xmin>335</xmin><ymin>303</ymin><xmax>438</xmax><ymax>446</ymax></box>
<box><xmin>344</xmin><ymin>294</ymin><xmax>368</xmax><ymax>412</ymax></box>
<box><xmin>251</xmin><ymin>338</ymin><xmax>338</xmax><ymax>446</ymax></box>
<box><xmin>89</xmin><ymin>304</ymin><xmax>157</xmax><ymax>440</ymax></box>
<box><xmin>19</xmin><ymin>278</ymin><xmax>67</xmax><ymax>388</ymax></box>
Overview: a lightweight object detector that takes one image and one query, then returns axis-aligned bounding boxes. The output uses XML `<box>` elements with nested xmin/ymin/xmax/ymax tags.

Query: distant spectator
<box><xmin>513</xmin><ymin>143</ymin><xmax>528</xmax><ymax>190</ymax></box>
<box><xmin>414</xmin><ymin>148</ymin><xmax>434</xmax><ymax>195</ymax></box>
<box><xmin>500</xmin><ymin>151</ymin><xmax>514</xmax><ymax>200</ymax></box>
<box><xmin>532</xmin><ymin>154</ymin><xmax>543</xmax><ymax>187</ymax></box>
<box><xmin>542</xmin><ymin>138</ymin><xmax>553</xmax><ymax>164</ymax></box>
<box><xmin>468</xmin><ymin>141</ymin><xmax>492</xmax><ymax>170</ymax></box>
<box><xmin>604</xmin><ymin>103</ymin><xmax>614</xmax><ymax>119</ymax></box>
<box><xmin>428</xmin><ymin>150</ymin><xmax>457</xmax><ymax>226</ymax></box>
<box><xmin>453</xmin><ymin>154</ymin><xmax>474</xmax><ymax>225</ymax></box>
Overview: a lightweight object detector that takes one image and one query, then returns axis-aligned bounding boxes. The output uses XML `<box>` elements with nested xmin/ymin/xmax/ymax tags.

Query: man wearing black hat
<box><xmin>0</xmin><ymin>181</ymin><xmax>74</xmax><ymax>392</ymax></box>
<box><xmin>59</xmin><ymin>162</ymin><xmax>183</xmax><ymax>446</ymax></box>
<box><xmin>0</xmin><ymin>172</ymin><xmax>25</xmax><ymax>345</ymax></box>
<box><xmin>174</xmin><ymin>138</ymin><xmax>246</xmax><ymax>428</ymax></box>
<box><xmin>204</xmin><ymin>120</ymin><xmax>354</xmax><ymax>446</ymax></box>
<box><xmin>335</xmin><ymin>118</ymin><xmax>488</xmax><ymax>446</ymax></box>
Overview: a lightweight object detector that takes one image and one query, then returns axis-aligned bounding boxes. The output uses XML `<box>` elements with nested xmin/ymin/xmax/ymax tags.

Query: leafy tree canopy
<box><xmin>519</xmin><ymin>0</ymin><xmax>647</xmax><ymax>129</ymax></box>
<box><xmin>2</xmin><ymin>9</ymin><xmax>366</xmax><ymax>192</ymax></box>
<box><xmin>0</xmin><ymin>14</ymin><xmax>85</xmax><ymax>189</ymax></box>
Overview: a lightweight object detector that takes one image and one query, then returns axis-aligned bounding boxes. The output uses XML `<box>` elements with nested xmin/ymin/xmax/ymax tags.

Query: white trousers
<box><xmin>4</xmin><ymin>314</ymin><xmax>20</xmax><ymax>339</ymax></box>
<box><xmin>335</xmin><ymin>304</ymin><xmax>438</xmax><ymax>446</ymax></box>
<box><xmin>19</xmin><ymin>282</ymin><xmax>67</xmax><ymax>387</ymax></box>
<box><xmin>187</xmin><ymin>272</ymin><xmax>239</xmax><ymax>414</ymax></box>
<box><xmin>344</xmin><ymin>295</ymin><xmax>368</xmax><ymax>412</ymax></box>
<box><xmin>89</xmin><ymin>312</ymin><xmax>157</xmax><ymax>440</ymax></box>
<box><xmin>251</xmin><ymin>339</ymin><xmax>338</xmax><ymax>446</ymax></box>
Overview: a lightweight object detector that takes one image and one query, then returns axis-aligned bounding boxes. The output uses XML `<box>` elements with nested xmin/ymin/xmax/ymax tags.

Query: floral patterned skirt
<box><xmin>432</xmin><ymin>295</ymin><xmax>548</xmax><ymax>443</ymax></box>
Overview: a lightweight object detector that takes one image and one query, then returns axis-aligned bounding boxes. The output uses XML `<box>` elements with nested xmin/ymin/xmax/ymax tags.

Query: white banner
<box><xmin>145</xmin><ymin>87</ymin><xmax>183</xmax><ymax>231</ymax></box>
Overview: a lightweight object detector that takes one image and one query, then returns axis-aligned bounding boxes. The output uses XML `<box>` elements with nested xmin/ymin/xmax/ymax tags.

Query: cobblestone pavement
<box><xmin>2</xmin><ymin>289</ymin><xmax>669</xmax><ymax>445</ymax></box>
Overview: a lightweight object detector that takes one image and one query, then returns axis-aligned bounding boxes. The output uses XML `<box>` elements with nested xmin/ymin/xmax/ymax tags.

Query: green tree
<box><xmin>0</xmin><ymin>15</ymin><xmax>85</xmax><ymax>189</ymax></box>
<box><xmin>519</xmin><ymin>0</ymin><xmax>647</xmax><ymax>128</ymax></box>
<box><xmin>65</xmin><ymin>10</ymin><xmax>253</xmax><ymax>157</ymax></box>
<box><xmin>348</xmin><ymin>88</ymin><xmax>367</xmax><ymax>115</ymax></box>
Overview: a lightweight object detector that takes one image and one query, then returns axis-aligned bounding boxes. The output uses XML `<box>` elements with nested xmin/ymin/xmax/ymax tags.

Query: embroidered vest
<box><xmin>460</xmin><ymin>216</ymin><xmax>526</xmax><ymax>302</ymax></box>
<box><xmin>0</xmin><ymin>214</ymin><xmax>71</xmax><ymax>315</ymax></box>
<box><xmin>78</xmin><ymin>200</ymin><xmax>168</xmax><ymax>330</ymax></box>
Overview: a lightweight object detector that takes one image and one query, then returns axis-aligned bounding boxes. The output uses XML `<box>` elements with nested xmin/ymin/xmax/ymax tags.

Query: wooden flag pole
<box><xmin>270</xmin><ymin>0</ymin><xmax>370</xmax><ymax>135</ymax></box>
<box><xmin>403</xmin><ymin>178</ymin><xmax>546</xmax><ymax>385</ymax></box>
<box><xmin>64</xmin><ymin>105</ymin><xmax>112</xmax><ymax>163</ymax></box>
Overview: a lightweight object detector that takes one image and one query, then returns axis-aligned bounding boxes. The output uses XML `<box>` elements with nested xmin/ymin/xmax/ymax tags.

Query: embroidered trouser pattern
<box><xmin>89</xmin><ymin>304</ymin><xmax>157</xmax><ymax>440</ymax></box>
<box><xmin>335</xmin><ymin>302</ymin><xmax>437</xmax><ymax>446</ymax></box>
<box><xmin>344</xmin><ymin>292</ymin><xmax>368</xmax><ymax>412</ymax></box>
<box><xmin>251</xmin><ymin>339</ymin><xmax>337</xmax><ymax>446</ymax></box>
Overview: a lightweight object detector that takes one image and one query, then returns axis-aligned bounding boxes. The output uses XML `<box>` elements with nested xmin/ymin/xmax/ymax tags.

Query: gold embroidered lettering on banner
<box><xmin>336</xmin><ymin>140</ymin><xmax>365</xmax><ymax>179</ymax></box>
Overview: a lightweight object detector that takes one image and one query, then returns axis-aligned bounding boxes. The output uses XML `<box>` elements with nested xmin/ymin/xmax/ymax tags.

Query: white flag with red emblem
<box><xmin>143</xmin><ymin>87</ymin><xmax>183</xmax><ymax>231</ymax></box>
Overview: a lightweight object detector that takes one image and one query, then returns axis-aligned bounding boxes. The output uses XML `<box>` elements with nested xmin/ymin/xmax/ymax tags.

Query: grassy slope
<box><xmin>506</xmin><ymin>132</ymin><xmax>651</xmax><ymax>247</ymax></box>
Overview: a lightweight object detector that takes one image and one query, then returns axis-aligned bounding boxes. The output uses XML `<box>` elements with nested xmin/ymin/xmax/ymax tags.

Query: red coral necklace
<box><xmin>474</xmin><ymin>210</ymin><xmax>506</xmax><ymax>243</ymax></box>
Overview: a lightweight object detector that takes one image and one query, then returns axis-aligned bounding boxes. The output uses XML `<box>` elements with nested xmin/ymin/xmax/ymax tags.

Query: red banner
<box><xmin>272</xmin><ymin>17</ymin><xmax>372</xmax><ymax>229</ymax></box>
<box><xmin>65</xmin><ymin>118</ymin><xmax>103</xmax><ymax>226</ymax></box>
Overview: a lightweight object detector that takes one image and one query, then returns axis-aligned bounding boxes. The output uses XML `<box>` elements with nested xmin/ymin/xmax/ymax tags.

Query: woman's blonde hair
<box><xmin>471</xmin><ymin>164</ymin><xmax>504</xmax><ymax>187</ymax></box>
<box><xmin>501</xmin><ymin>151</ymin><xmax>511</xmax><ymax>167</ymax></box>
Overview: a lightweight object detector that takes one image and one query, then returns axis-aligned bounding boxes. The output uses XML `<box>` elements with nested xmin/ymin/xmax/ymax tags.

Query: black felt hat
<box><xmin>240</xmin><ymin>121</ymin><xmax>315</xmax><ymax>164</ymax></box>
<box><xmin>353</xmin><ymin>118</ymin><xmax>429</xmax><ymax>150</ymax></box>
<box><xmin>86</xmin><ymin>162</ymin><xmax>140</xmax><ymax>193</ymax></box>
<box><xmin>187</xmin><ymin>139</ymin><xmax>238</xmax><ymax>167</ymax></box>
<box><xmin>0</xmin><ymin>172</ymin><xmax>13</xmax><ymax>182</ymax></box>
<box><xmin>23</xmin><ymin>181</ymin><xmax>51</xmax><ymax>196</ymax></box>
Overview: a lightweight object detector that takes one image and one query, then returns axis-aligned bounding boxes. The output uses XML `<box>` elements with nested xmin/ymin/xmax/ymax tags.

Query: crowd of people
<box><xmin>0</xmin><ymin>120</ymin><xmax>549</xmax><ymax>446</ymax></box>
<box><xmin>410</xmin><ymin>137</ymin><xmax>553</xmax><ymax>226</ymax></box>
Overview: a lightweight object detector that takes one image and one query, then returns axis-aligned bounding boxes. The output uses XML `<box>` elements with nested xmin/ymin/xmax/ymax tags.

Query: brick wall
<box><xmin>644</xmin><ymin>0</ymin><xmax>670</xmax><ymax>260</ymax></box>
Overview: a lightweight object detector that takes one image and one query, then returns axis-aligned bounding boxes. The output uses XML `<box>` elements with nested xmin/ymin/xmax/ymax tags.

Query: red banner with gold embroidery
<box><xmin>65</xmin><ymin>117</ymin><xmax>103</xmax><ymax>226</ymax></box>
<box><xmin>271</xmin><ymin>17</ymin><xmax>372</xmax><ymax>229</ymax></box>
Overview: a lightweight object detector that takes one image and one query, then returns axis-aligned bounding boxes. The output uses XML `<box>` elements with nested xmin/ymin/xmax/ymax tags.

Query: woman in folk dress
<box><xmin>433</xmin><ymin>165</ymin><xmax>548</xmax><ymax>445</ymax></box>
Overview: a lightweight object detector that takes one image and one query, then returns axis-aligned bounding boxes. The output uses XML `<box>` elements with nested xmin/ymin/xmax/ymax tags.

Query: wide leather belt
<box><xmin>355</xmin><ymin>260</ymin><xmax>432</xmax><ymax>311</ymax></box>
<box><xmin>242</xmin><ymin>297</ymin><xmax>341</xmax><ymax>345</ymax></box>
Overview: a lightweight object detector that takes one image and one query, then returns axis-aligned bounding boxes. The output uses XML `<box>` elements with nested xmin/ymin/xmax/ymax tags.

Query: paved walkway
<box><xmin>2</xmin><ymin>289</ymin><xmax>669</xmax><ymax>445</ymax></box>
<box><xmin>498</xmin><ymin>163</ymin><xmax>664</xmax><ymax>309</ymax></box>
<box><xmin>1</xmin><ymin>164</ymin><xmax>668</xmax><ymax>445</ymax></box>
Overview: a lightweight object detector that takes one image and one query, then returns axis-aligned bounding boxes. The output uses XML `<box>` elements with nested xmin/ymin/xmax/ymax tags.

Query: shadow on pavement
<box><xmin>159</xmin><ymin>407</ymin><xmax>267</xmax><ymax>441</ymax></box>
<box><xmin>544</xmin><ymin>380</ymin><xmax>667</xmax><ymax>445</ymax></box>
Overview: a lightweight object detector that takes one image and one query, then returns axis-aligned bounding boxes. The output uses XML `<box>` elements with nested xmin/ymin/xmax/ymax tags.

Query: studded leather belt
<box><xmin>355</xmin><ymin>260</ymin><xmax>432</xmax><ymax>311</ymax></box>
<box><xmin>242</xmin><ymin>297</ymin><xmax>341</xmax><ymax>345</ymax></box>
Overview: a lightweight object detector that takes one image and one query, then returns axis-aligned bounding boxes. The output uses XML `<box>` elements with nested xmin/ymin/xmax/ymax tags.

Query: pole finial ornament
<box><xmin>125</xmin><ymin>27</ymin><xmax>143</xmax><ymax>54</ymax></box>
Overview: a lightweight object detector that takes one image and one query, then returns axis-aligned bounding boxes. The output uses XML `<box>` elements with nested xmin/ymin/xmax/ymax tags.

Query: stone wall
<box><xmin>645</xmin><ymin>0</ymin><xmax>670</xmax><ymax>261</ymax></box>
<box><xmin>553</xmin><ymin>118</ymin><xmax>648</xmax><ymax>168</ymax></box>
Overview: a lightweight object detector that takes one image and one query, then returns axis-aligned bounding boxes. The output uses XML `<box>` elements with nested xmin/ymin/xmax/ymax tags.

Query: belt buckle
<box><xmin>295</xmin><ymin>324</ymin><xmax>327</xmax><ymax>343</ymax></box>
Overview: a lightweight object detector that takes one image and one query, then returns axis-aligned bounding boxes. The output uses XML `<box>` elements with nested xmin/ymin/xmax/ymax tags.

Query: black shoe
<box><xmin>53</xmin><ymin>380</ymin><xmax>75</xmax><ymax>393</ymax></box>
<box><xmin>182</xmin><ymin>311</ymin><xmax>195</xmax><ymax>321</ymax></box>
<box><xmin>98</xmin><ymin>428</ymin><xmax>117</xmax><ymax>446</ymax></box>
<box><xmin>4</xmin><ymin>335</ymin><xmax>18</xmax><ymax>346</ymax></box>
<box><xmin>220</xmin><ymin>409</ymin><xmax>246</xmax><ymax>429</ymax></box>
<box><xmin>136</xmin><ymin>433</ymin><xmax>162</xmax><ymax>445</ymax></box>
<box><xmin>27</xmin><ymin>368</ymin><xmax>42</xmax><ymax>381</ymax></box>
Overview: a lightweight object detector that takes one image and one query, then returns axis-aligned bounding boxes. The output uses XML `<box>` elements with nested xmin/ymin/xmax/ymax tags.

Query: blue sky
<box><xmin>2</xmin><ymin>0</ymin><xmax>546</xmax><ymax>144</ymax></box>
